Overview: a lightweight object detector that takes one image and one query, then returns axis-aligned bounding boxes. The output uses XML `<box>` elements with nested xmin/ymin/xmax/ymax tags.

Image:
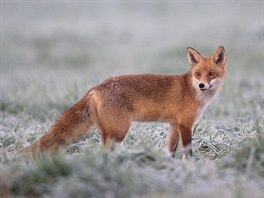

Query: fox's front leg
<box><xmin>167</xmin><ymin>123</ymin><xmax>180</xmax><ymax>157</ymax></box>
<box><xmin>179</xmin><ymin>123</ymin><xmax>193</xmax><ymax>160</ymax></box>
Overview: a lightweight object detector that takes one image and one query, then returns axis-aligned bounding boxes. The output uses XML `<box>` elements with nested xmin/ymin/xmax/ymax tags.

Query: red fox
<box><xmin>25</xmin><ymin>46</ymin><xmax>226</xmax><ymax>159</ymax></box>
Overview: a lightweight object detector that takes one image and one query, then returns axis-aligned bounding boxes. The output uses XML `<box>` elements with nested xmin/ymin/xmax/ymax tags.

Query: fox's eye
<box><xmin>195</xmin><ymin>71</ymin><xmax>201</xmax><ymax>78</ymax></box>
<box><xmin>208</xmin><ymin>72</ymin><xmax>214</xmax><ymax>77</ymax></box>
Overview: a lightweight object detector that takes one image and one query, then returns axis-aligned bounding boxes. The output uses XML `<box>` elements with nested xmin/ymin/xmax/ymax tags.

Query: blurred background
<box><xmin>1</xmin><ymin>1</ymin><xmax>263</xmax><ymax>118</ymax></box>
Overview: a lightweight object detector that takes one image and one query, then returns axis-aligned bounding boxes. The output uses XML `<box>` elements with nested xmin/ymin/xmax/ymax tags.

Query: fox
<box><xmin>25</xmin><ymin>46</ymin><xmax>226</xmax><ymax>159</ymax></box>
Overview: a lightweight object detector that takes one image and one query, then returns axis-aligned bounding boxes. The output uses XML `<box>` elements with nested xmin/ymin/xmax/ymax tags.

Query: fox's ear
<box><xmin>187</xmin><ymin>47</ymin><xmax>201</xmax><ymax>67</ymax></box>
<box><xmin>211</xmin><ymin>46</ymin><xmax>226</xmax><ymax>65</ymax></box>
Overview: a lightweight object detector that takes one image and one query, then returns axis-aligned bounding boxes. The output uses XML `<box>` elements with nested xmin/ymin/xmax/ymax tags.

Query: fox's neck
<box><xmin>183</xmin><ymin>72</ymin><xmax>199</xmax><ymax>99</ymax></box>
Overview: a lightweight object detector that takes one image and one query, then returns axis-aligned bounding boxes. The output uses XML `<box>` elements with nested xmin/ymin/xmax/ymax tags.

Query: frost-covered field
<box><xmin>1</xmin><ymin>1</ymin><xmax>264</xmax><ymax>197</ymax></box>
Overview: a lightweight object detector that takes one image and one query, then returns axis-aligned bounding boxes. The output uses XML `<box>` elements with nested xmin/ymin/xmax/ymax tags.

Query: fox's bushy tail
<box><xmin>25</xmin><ymin>93</ymin><xmax>95</xmax><ymax>155</ymax></box>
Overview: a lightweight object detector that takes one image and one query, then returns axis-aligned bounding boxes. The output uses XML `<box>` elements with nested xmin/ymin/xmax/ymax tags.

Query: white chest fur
<box><xmin>194</xmin><ymin>86</ymin><xmax>221</xmax><ymax>122</ymax></box>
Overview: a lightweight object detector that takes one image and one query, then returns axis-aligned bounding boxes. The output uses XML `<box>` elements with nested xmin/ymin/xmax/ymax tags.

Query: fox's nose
<box><xmin>199</xmin><ymin>83</ymin><xmax>205</xmax><ymax>89</ymax></box>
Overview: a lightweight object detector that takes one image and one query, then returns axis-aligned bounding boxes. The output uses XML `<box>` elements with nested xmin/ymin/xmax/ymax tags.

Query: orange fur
<box><xmin>24</xmin><ymin>46</ymin><xmax>226</xmax><ymax>159</ymax></box>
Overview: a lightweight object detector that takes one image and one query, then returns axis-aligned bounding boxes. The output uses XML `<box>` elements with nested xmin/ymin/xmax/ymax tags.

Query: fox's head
<box><xmin>187</xmin><ymin>46</ymin><xmax>226</xmax><ymax>93</ymax></box>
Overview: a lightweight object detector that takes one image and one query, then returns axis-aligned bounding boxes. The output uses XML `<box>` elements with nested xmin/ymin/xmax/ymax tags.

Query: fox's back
<box><xmin>92</xmin><ymin>74</ymin><xmax>195</xmax><ymax>122</ymax></box>
<box><xmin>94</xmin><ymin>74</ymin><xmax>190</xmax><ymax>102</ymax></box>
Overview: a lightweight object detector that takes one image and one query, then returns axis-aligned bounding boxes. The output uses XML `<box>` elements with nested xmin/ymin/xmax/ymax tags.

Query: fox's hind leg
<box><xmin>95</xmin><ymin>107</ymin><xmax>132</xmax><ymax>150</ymax></box>
<box><xmin>98</xmin><ymin>121</ymin><xmax>131</xmax><ymax>150</ymax></box>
